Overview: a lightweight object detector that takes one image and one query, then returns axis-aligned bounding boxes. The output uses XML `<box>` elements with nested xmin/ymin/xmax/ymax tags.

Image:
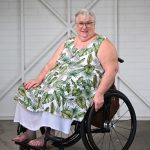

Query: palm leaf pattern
<box><xmin>14</xmin><ymin>35</ymin><xmax>105</xmax><ymax>121</ymax></box>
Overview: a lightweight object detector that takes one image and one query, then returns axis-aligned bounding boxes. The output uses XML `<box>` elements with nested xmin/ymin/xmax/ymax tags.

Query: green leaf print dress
<box><xmin>14</xmin><ymin>35</ymin><xmax>105</xmax><ymax>129</ymax></box>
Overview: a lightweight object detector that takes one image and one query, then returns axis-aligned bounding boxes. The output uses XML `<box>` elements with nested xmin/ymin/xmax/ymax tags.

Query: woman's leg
<box><xmin>28</xmin><ymin>128</ymin><xmax>55</xmax><ymax>147</ymax></box>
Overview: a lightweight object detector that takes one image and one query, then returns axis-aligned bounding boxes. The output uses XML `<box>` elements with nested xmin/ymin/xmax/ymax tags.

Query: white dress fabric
<box><xmin>14</xmin><ymin>103</ymin><xmax>72</xmax><ymax>134</ymax></box>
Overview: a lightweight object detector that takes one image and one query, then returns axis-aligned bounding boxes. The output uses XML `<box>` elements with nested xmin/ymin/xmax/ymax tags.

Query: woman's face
<box><xmin>75</xmin><ymin>14</ymin><xmax>95</xmax><ymax>42</ymax></box>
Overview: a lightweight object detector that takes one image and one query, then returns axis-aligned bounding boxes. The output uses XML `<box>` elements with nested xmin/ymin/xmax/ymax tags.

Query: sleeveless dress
<box><xmin>14</xmin><ymin>34</ymin><xmax>105</xmax><ymax>134</ymax></box>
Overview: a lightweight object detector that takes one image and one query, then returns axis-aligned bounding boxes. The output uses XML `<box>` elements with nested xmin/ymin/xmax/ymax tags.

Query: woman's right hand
<box><xmin>23</xmin><ymin>79</ymin><xmax>41</xmax><ymax>90</ymax></box>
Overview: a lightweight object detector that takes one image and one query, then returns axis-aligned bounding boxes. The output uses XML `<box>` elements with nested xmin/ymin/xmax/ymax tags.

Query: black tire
<box><xmin>81</xmin><ymin>89</ymin><xmax>137</xmax><ymax>150</ymax></box>
<box><xmin>80</xmin><ymin>110</ymin><xmax>93</xmax><ymax>150</ymax></box>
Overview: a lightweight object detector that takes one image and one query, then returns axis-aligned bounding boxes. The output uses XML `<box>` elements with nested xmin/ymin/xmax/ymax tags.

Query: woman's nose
<box><xmin>82</xmin><ymin>24</ymin><xmax>87</xmax><ymax>29</ymax></box>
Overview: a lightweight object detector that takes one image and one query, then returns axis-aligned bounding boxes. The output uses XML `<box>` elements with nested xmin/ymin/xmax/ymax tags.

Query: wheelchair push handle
<box><xmin>118</xmin><ymin>57</ymin><xmax>124</xmax><ymax>63</ymax></box>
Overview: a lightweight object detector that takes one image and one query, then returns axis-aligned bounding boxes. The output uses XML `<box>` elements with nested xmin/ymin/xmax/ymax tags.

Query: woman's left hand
<box><xmin>92</xmin><ymin>92</ymin><xmax>104</xmax><ymax>112</ymax></box>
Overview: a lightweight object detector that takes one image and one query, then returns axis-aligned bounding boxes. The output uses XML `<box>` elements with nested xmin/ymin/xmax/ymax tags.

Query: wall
<box><xmin>118</xmin><ymin>0</ymin><xmax>150</xmax><ymax>119</ymax></box>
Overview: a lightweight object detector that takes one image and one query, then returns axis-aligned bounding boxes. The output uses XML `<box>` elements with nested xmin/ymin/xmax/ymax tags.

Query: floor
<box><xmin>0</xmin><ymin>120</ymin><xmax>150</xmax><ymax>150</ymax></box>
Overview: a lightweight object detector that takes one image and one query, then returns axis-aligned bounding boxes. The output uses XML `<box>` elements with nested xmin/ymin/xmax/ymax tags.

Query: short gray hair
<box><xmin>75</xmin><ymin>9</ymin><xmax>96</xmax><ymax>22</ymax></box>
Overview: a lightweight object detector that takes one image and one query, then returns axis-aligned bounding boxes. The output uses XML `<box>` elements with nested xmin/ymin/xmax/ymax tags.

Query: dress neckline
<box><xmin>72</xmin><ymin>34</ymin><xmax>98</xmax><ymax>50</ymax></box>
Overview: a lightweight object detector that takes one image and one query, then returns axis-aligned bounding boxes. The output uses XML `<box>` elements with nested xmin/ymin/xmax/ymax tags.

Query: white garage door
<box><xmin>0</xmin><ymin>0</ymin><xmax>150</xmax><ymax>120</ymax></box>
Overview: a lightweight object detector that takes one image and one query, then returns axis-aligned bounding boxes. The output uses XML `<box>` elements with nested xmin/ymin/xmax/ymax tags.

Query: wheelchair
<box><xmin>14</xmin><ymin>58</ymin><xmax>137</xmax><ymax>150</ymax></box>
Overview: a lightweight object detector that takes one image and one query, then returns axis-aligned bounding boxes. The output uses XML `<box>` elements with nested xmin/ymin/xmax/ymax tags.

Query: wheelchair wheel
<box><xmin>51</xmin><ymin>120</ymin><xmax>81</xmax><ymax>148</ymax></box>
<box><xmin>80</xmin><ymin>113</ymin><xmax>93</xmax><ymax>150</ymax></box>
<box><xmin>81</xmin><ymin>89</ymin><xmax>137</xmax><ymax>150</ymax></box>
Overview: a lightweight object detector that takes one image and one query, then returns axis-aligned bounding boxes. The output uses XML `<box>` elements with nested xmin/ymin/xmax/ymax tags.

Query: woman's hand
<box><xmin>23</xmin><ymin>79</ymin><xmax>41</xmax><ymax>90</ymax></box>
<box><xmin>92</xmin><ymin>92</ymin><xmax>104</xmax><ymax>112</ymax></box>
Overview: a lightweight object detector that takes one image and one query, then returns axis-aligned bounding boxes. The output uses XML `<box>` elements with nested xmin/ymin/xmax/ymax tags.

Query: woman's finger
<box><xmin>32</xmin><ymin>83</ymin><xmax>39</xmax><ymax>88</ymax></box>
<box><xmin>24</xmin><ymin>81</ymin><xmax>34</xmax><ymax>90</ymax></box>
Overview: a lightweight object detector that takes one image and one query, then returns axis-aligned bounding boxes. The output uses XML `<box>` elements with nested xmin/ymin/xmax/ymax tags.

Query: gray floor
<box><xmin>0</xmin><ymin>120</ymin><xmax>150</xmax><ymax>150</ymax></box>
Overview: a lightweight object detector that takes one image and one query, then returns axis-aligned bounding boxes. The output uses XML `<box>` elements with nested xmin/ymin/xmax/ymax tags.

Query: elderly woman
<box><xmin>12</xmin><ymin>9</ymin><xmax>118</xmax><ymax>147</ymax></box>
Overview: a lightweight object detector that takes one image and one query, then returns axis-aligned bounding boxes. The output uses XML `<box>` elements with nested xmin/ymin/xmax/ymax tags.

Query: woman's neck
<box><xmin>78</xmin><ymin>33</ymin><xmax>97</xmax><ymax>42</ymax></box>
<box><xmin>74</xmin><ymin>33</ymin><xmax>97</xmax><ymax>49</ymax></box>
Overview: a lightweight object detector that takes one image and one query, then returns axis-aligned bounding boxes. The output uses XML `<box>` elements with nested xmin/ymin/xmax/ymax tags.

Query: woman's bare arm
<box><xmin>92</xmin><ymin>38</ymin><xmax>119</xmax><ymax>111</ymax></box>
<box><xmin>24</xmin><ymin>42</ymin><xmax>64</xmax><ymax>90</ymax></box>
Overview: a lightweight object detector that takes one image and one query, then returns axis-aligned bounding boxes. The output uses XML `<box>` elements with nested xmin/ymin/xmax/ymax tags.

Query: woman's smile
<box><xmin>75</xmin><ymin>15</ymin><xmax>95</xmax><ymax>42</ymax></box>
